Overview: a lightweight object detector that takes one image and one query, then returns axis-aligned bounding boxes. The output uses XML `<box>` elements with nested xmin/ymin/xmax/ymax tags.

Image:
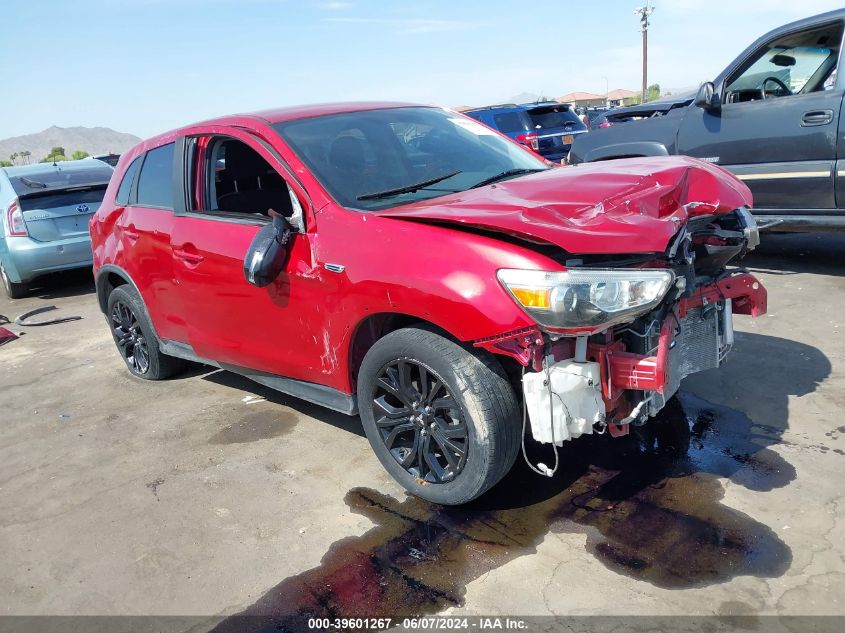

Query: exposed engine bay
<box><xmin>475</xmin><ymin>206</ymin><xmax>767</xmax><ymax>449</ymax></box>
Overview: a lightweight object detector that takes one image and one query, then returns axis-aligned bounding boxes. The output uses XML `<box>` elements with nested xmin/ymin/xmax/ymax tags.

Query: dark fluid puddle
<box><xmin>209</xmin><ymin>411</ymin><xmax>297</xmax><ymax>445</ymax></box>
<box><xmin>212</xmin><ymin>392</ymin><xmax>794</xmax><ymax>629</ymax></box>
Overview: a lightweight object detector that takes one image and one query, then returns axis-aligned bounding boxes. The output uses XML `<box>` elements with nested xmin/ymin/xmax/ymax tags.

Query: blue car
<box><xmin>0</xmin><ymin>160</ymin><xmax>113</xmax><ymax>298</ymax></box>
<box><xmin>463</xmin><ymin>102</ymin><xmax>588</xmax><ymax>162</ymax></box>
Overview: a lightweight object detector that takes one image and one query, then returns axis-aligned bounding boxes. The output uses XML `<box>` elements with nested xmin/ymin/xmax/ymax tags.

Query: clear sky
<box><xmin>1</xmin><ymin>0</ymin><xmax>844</xmax><ymax>139</ymax></box>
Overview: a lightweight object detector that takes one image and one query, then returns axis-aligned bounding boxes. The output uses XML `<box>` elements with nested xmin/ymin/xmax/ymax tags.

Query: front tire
<box><xmin>107</xmin><ymin>285</ymin><xmax>184</xmax><ymax>380</ymax></box>
<box><xmin>1</xmin><ymin>261</ymin><xmax>28</xmax><ymax>299</ymax></box>
<box><xmin>357</xmin><ymin>327</ymin><xmax>520</xmax><ymax>505</ymax></box>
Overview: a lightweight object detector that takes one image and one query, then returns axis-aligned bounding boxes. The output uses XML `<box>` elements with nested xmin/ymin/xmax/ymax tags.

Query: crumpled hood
<box><xmin>376</xmin><ymin>156</ymin><xmax>753</xmax><ymax>254</ymax></box>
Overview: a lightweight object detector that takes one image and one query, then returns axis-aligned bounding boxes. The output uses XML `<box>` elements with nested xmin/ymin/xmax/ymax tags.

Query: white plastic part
<box><xmin>522</xmin><ymin>360</ymin><xmax>605</xmax><ymax>445</ymax></box>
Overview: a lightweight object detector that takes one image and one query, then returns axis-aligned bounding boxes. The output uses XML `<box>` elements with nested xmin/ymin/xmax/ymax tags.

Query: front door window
<box><xmin>198</xmin><ymin>138</ymin><xmax>297</xmax><ymax>219</ymax></box>
<box><xmin>724</xmin><ymin>22</ymin><xmax>843</xmax><ymax>103</ymax></box>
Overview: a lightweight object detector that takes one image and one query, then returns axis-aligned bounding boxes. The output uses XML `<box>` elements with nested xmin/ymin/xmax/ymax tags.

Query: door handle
<box><xmin>173</xmin><ymin>244</ymin><xmax>205</xmax><ymax>265</ymax></box>
<box><xmin>124</xmin><ymin>224</ymin><xmax>140</xmax><ymax>242</ymax></box>
<box><xmin>801</xmin><ymin>110</ymin><xmax>833</xmax><ymax>126</ymax></box>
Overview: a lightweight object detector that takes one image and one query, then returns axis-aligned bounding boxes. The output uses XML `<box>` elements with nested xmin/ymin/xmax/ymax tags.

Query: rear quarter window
<box><xmin>115</xmin><ymin>156</ymin><xmax>141</xmax><ymax>205</ymax></box>
<box><xmin>136</xmin><ymin>143</ymin><xmax>175</xmax><ymax>209</ymax></box>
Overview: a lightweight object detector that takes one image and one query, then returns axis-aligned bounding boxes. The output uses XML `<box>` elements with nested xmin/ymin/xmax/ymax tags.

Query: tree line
<box><xmin>0</xmin><ymin>147</ymin><xmax>91</xmax><ymax>167</ymax></box>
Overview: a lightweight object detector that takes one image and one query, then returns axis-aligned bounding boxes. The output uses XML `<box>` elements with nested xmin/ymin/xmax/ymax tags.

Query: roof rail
<box><xmin>463</xmin><ymin>103</ymin><xmax>519</xmax><ymax>112</ymax></box>
<box><xmin>521</xmin><ymin>101</ymin><xmax>567</xmax><ymax>108</ymax></box>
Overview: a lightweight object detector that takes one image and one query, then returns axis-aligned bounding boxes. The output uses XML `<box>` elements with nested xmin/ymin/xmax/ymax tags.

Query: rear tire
<box><xmin>107</xmin><ymin>285</ymin><xmax>185</xmax><ymax>380</ymax></box>
<box><xmin>0</xmin><ymin>261</ymin><xmax>28</xmax><ymax>299</ymax></box>
<box><xmin>357</xmin><ymin>327</ymin><xmax>520</xmax><ymax>505</ymax></box>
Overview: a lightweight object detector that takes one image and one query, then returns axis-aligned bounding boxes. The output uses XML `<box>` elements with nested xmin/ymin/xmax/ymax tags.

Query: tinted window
<box><xmin>493</xmin><ymin>112</ymin><xmax>528</xmax><ymax>133</ymax></box>
<box><xmin>526</xmin><ymin>106</ymin><xmax>584</xmax><ymax>130</ymax></box>
<box><xmin>137</xmin><ymin>143</ymin><xmax>175</xmax><ymax>209</ymax></box>
<box><xmin>7</xmin><ymin>164</ymin><xmax>113</xmax><ymax>197</ymax></box>
<box><xmin>115</xmin><ymin>156</ymin><xmax>141</xmax><ymax>205</ymax></box>
<box><xmin>19</xmin><ymin>187</ymin><xmax>106</xmax><ymax>211</ymax></box>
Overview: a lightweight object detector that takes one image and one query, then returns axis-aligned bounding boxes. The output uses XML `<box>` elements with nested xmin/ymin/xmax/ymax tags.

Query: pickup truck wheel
<box><xmin>358</xmin><ymin>327</ymin><xmax>520</xmax><ymax>505</ymax></box>
<box><xmin>1</xmin><ymin>261</ymin><xmax>27</xmax><ymax>299</ymax></box>
<box><xmin>107</xmin><ymin>285</ymin><xmax>185</xmax><ymax>380</ymax></box>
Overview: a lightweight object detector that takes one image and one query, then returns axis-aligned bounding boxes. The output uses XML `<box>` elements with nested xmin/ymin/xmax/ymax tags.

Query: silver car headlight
<box><xmin>497</xmin><ymin>268</ymin><xmax>676</xmax><ymax>333</ymax></box>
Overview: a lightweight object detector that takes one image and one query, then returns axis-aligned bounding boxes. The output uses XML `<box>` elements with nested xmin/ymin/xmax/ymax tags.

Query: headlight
<box><xmin>497</xmin><ymin>268</ymin><xmax>675</xmax><ymax>332</ymax></box>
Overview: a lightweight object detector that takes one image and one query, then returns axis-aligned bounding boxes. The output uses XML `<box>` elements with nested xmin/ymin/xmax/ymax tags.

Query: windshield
<box><xmin>273</xmin><ymin>106</ymin><xmax>548</xmax><ymax>211</ymax></box>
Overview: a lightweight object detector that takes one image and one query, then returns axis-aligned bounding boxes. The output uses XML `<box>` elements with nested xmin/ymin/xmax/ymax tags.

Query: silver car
<box><xmin>0</xmin><ymin>160</ymin><xmax>113</xmax><ymax>298</ymax></box>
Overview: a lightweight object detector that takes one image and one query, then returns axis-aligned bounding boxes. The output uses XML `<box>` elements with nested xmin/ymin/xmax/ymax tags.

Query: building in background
<box><xmin>606</xmin><ymin>88</ymin><xmax>639</xmax><ymax>107</ymax></box>
<box><xmin>455</xmin><ymin>87</ymin><xmax>641</xmax><ymax>115</ymax></box>
<box><xmin>555</xmin><ymin>91</ymin><xmax>606</xmax><ymax>108</ymax></box>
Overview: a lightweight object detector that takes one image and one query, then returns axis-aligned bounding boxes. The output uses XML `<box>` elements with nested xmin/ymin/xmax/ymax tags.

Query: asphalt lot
<box><xmin>1</xmin><ymin>233</ymin><xmax>845</xmax><ymax>624</ymax></box>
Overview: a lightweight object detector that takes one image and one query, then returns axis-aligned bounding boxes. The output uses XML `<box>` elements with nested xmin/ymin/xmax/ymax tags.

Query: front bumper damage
<box><xmin>475</xmin><ymin>271</ymin><xmax>766</xmax><ymax>444</ymax></box>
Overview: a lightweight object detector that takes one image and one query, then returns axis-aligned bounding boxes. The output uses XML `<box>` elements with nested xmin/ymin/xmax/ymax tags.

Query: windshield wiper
<box><xmin>357</xmin><ymin>170</ymin><xmax>462</xmax><ymax>201</ymax></box>
<box><xmin>19</xmin><ymin>176</ymin><xmax>47</xmax><ymax>189</ymax></box>
<box><xmin>470</xmin><ymin>168</ymin><xmax>545</xmax><ymax>189</ymax></box>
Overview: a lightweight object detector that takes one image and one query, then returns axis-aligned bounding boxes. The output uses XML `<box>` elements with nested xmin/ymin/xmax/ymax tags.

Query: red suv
<box><xmin>90</xmin><ymin>102</ymin><xmax>766</xmax><ymax>505</ymax></box>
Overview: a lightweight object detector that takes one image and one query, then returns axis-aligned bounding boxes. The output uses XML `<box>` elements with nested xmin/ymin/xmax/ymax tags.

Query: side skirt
<box><xmin>159</xmin><ymin>340</ymin><xmax>359</xmax><ymax>416</ymax></box>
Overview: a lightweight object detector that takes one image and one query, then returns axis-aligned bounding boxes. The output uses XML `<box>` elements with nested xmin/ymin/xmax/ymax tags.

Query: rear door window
<box><xmin>493</xmin><ymin>112</ymin><xmax>529</xmax><ymax>133</ymax></box>
<box><xmin>137</xmin><ymin>143</ymin><xmax>175</xmax><ymax>209</ymax></box>
<box><xmin>115</xmin><ymin>156</ymin><xmax>141</xmax><ymax>205</ymax></box>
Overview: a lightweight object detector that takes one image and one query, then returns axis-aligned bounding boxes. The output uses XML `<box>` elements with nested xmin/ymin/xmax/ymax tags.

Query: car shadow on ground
<box><xmin>21</xmin><ymin>268</ymin><xmax>96</xmax><ymax>300</ymax></box>
<box><xmin>201</xmin><ymin>369</ymin><xmax>366</xmax><ymax>438</ymax></box>
<box><xmin>207</xmin><ymin>331</ymin><xmax>829</xmax><ymax>629</ymax></box>
<box><xmin>745</xmin><ymin>231</ymin><xmax>845</xmax><ymax>277</ymax></box>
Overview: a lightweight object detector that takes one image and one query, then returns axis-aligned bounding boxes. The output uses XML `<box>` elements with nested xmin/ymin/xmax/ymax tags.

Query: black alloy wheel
<box><xmin>371</xmin><ymin>359</ymin><xmax>468</xmax><ymax>483</ymax></box>
<box><xmin>110</xmin><ymin>300</ymin><xmax>150</xmax><ymax>375</ymax></box>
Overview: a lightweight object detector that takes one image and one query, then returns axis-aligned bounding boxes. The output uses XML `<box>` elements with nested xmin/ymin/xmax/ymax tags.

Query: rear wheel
<box><xmin>0</xmin><ymin>261</ymin><xmax>28</xmax><ymax>299</ymax></box>
<box><xmin>357</xmin><ymin>327</ymin><xmax>520</xmax><ymax>505</ymax></box>
<box><xmin>107</xmin><ymin>285</ymin><xmax>184</xmax><ymax>380</ymax></box>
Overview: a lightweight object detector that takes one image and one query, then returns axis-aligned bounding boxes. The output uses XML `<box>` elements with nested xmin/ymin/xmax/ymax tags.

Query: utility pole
<box><xmin>634</xmin><ymin>1</ymin><xmax>654</xmax><ymax>103</ymax></box>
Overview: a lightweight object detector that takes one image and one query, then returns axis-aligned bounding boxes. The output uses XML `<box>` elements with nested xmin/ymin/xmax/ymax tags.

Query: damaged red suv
<box><xmin>90</xmin><ymin>103</ymin><xmax>766</xmax><ymax>505</ymax></box>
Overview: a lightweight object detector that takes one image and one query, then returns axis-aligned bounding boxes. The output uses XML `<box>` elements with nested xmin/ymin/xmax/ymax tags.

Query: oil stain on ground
<box><xmin>212</xmin><ymin>392</ymin><xmax>794</xmax><ymax>629</ymax></box>
<box><xmin>209</xmin><ymin>410</ymin><xmax>297</xmax><ymax>445</ymax></box>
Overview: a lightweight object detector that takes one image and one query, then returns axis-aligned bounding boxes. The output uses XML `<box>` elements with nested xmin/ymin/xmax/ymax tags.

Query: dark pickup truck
<box><xmin>569</xmin><ymin>9</ymin><xmax>845</xmax><ymax>231</ymax></box>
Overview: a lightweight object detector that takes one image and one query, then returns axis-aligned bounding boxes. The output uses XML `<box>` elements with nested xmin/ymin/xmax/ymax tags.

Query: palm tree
<box><xmin>20</xmin><ymin>150</ymin><xmax>30</xmax><ymax>165</ymax></box>
<box><xmin>9</xmin><ymin>153</ymin><xmax>18</xmax><ymax>165</ymax></box>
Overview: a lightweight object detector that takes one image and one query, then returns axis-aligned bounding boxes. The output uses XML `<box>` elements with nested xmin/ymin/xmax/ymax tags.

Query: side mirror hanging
<box><xmin>694</xmin><ymin>82</ymin><xmax>720</xmax><ymax>111</ymax></box>
<box><xmin>243</xmin><ymin>210</ymin><xmax>293</xmax><ymax>287</ymax></box>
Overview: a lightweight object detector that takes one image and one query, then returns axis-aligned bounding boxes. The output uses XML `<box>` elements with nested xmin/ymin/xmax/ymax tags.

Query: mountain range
<box><xmin>0</xmin><ymin>126</ymin><xmax>141</xmax><ymax>163</ymax></box>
